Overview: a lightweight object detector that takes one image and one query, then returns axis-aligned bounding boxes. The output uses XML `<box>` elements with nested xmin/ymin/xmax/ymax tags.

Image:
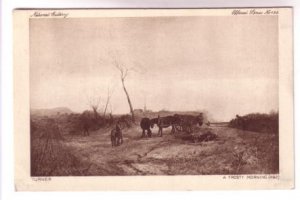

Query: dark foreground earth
<box><xmin>31</xmin><ymin>122</ymin><xmax>279</xmax><ymax>176</ymax></box>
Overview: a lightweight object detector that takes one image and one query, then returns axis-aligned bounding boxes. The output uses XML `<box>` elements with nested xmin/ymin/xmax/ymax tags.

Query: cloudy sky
<box><xmin>30</xmin><ymin>15</ymin><xmax>278</xmax><ymax>121</ymax></box>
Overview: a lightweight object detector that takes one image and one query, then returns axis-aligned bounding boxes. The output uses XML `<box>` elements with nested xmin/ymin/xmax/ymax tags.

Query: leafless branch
<box><xmin>103</xmin><ymin>86</ymin><xmax>114</xmax><ymax>117</ymax></box>
<box><xmin>109</xmin><ymin>51</ymin><xmax>136</xmax><ymax>122</ymax></box>
<box><xmin>86</xmin><ymin>93</ymin><xmax>101</xmax><ymax>119</ymax></box>
<box><xmin>109</xmin><ymin>102</ymin><xmax>113</xmax><ymax>114</ymax></box>
<box><xmin>123</xmin><ymin>68</ymin><xmax>129</xmax><ymax>80</ymax></box>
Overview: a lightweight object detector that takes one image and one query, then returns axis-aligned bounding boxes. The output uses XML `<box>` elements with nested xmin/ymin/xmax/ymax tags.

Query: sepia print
<box><xmin>14</xmin><ymin>8</ymin><xmax>293</xmax><ymax>190</ymax></box>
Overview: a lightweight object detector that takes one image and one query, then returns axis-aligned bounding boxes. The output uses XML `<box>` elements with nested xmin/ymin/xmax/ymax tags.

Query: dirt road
<box><xmin>62</xmin><ymin>125</ymin><xmax>278</xmax><ymax>175</ymax></box>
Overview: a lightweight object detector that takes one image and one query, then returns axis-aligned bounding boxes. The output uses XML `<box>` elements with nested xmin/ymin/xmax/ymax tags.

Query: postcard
<box><xmin>14</xmin><ymin>8</ymin><xmax>293</xmax><ymax>190</ymax></box>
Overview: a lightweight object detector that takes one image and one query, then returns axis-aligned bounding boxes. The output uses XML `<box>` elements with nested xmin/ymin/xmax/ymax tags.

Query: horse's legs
<box><xmin>116</xmin><ymin>137</ymin><xmax>119</xmax><ymax>146</ymax></box>
<box><xmin>175</xmin><ymin>125</ymin><xmax>181</xmax><ymax>132</ymax></box>
<box><xmin>120</xmin><ymin>133</ymin><xmax>123</xmax><ymax>144</ymax></box>
<box><xmin>159</xmin><ymin>127</ymin><xmax>163</xmax><ymax>137</ymax></box>
<box><xmin>142</xmin><ymin>129</ymin><xmax>145</xmax><ymax>137</ymax></box>
<box><xmin>184</xmin><ymin>125</ymin><xmax>188</xmax><ymax>133</ymax></box>
<box><xmin>171</xmin><ymin>125</ymin><xmax>175</xmax><ymax>134</ymax></box>
<box><xmin>111</xmin><ymin>136</ymin><xmax>115</xmax><ymax>147</ymax></box>
<box><xmin>147</xmin><ymin>128</ymin><xmax>152</xmax><ymax>137</ymax></box>
<box><xmin>187</xmin><ymin>125</ymin><xmax>192</xmax><ymax>133</ymax></box>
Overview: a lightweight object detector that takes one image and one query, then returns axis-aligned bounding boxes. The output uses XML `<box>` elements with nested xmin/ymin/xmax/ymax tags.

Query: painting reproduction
<box><xmin>14</xmin><ymin>8</ymin><xmax>294</xmax><ymax>190</ymax></box>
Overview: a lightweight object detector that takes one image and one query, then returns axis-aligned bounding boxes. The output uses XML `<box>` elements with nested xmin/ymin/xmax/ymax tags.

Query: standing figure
<box><xmin>115</xmin><ymin>121</ymin><xmax>123</xmax><ymax>145</ymax></box>
<box><xmin>111</xmin><ymin>121</ymin><xmax>123</xmax><ymax>147</ymax></box>
<box><xmin>82</xmin><ymin>122</ymin><xmax>90</xmax><ymax>136</ymax></box>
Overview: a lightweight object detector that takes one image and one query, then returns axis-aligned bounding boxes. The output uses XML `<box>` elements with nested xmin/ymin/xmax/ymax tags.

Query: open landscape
<box><xmin>29</xmin><ymin>15</ymin><xmax>280</xmax><ymax>177</ymax></box>
<box><xmin>30</xmin><ymin>110</ymin><xmax>279</xmax><ymax>176</ymax></box>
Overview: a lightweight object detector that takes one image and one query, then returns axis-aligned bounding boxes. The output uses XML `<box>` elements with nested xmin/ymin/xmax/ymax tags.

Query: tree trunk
<box><xmin>121</xmin><ymin>79</ymin><xmax>135</xmax><ymax>122</ymax></box>
<box><xmin>103</xmin><ymin>98</ymin><xmax>109</xmax><ymax>117</ymax></box>
<box><xmin>103</xmin><ymin>88</ymin><xmax>111</xmax><ymax>117</ymax></box>
<box><xmin>92</xmin><ymin>108</ymin><xmax>98</xmax><ymax>119</ymax></box>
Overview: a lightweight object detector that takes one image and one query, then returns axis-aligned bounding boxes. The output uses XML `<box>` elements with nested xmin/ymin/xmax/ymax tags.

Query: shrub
<box><xmin>229</xmin><ymin>112</ymin><xmax>278</xmax><ymax>134</ymax></box>
<box><xmin>30</xmin><ymin>118</ymin><xmax>90</xmax><ymax>176</ymax></box>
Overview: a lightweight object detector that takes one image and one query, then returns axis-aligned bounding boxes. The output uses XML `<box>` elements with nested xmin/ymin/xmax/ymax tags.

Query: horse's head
<box><xmin>150</xmin><ymin>118</ymin><xmax>157</xmax><ymax>128</ymax></box>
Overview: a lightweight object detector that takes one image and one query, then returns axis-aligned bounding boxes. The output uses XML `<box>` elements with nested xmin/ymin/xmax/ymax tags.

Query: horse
<box><xmin>140</xmin><ymin>118</ymin><xmax>153</xmax><ymax>138</ymax></box>
<box><xmin>173</xmin><ymin>113</ymin><xmax>204</xmax><ymax>133</ymax></box>
<box><xmin>151</xmin><ymin>115</ymin><xmax>178</xmax><ymax>137</ymax></box>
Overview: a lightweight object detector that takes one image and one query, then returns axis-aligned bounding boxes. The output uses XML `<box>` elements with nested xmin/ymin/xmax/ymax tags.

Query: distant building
<box><xmin>134</xmin><ymin>108</ymin><xmax>153</xmax><ymax>115</ymax></box>
<box><xmin>144</xmin><ymin>109</ymin><xmax>153</xmax><ymax>113</ymax></box>
<box><xmin>133</xmin><ymin>109</ymin><xmax>143</xmax><ymax>114</ymax></box>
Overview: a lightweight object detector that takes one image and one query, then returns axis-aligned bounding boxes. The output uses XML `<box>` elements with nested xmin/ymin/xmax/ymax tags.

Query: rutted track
<box><xmin>31</xmin><ymin>119</ymin><xmax>279</xmax><ymax>176</ymax></box>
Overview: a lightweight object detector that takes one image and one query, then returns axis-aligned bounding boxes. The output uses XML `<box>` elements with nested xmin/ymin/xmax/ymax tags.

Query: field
<box><xmin>30</xmin><ymin>114</ymin><xmax>279</xmax><ymax>176</ymax></box>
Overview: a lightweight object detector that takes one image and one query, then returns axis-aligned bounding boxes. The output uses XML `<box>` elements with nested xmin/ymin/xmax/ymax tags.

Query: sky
<box><xmin>30</xmin><ymin>15</ymin><xmax>278</xmax><ymax>121</ymax></box>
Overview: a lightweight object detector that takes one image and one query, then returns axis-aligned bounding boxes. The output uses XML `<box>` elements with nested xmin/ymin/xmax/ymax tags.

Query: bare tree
<box><xmin>103</xmin><ymin>86</ymin><xmax>113</xmax><ymax>117</ymax></box>
<box><xmin>112</xmin><ymin>58</ymin><xmax>135</xmax><ymax>122</ymax></box>
<box><xmin>109</xmin><ymin>102</ymin><xmax>113</xmax><ymax>115</ymax></box>
<box><xmin>87</xmin><ymin>95</ymin><xmax>101</xmax><ymax>119</ymax></box>
<box><xmin>108</xmin><ymin>102</ymin><xmax>114</xmax><ymax>125</ymax></box>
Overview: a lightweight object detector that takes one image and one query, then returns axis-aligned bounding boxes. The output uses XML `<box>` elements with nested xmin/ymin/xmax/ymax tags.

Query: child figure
<box><xmin>115</xmin><ymin>121</ymin><xmax>123</xmax><ymax>145</ymax></box>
